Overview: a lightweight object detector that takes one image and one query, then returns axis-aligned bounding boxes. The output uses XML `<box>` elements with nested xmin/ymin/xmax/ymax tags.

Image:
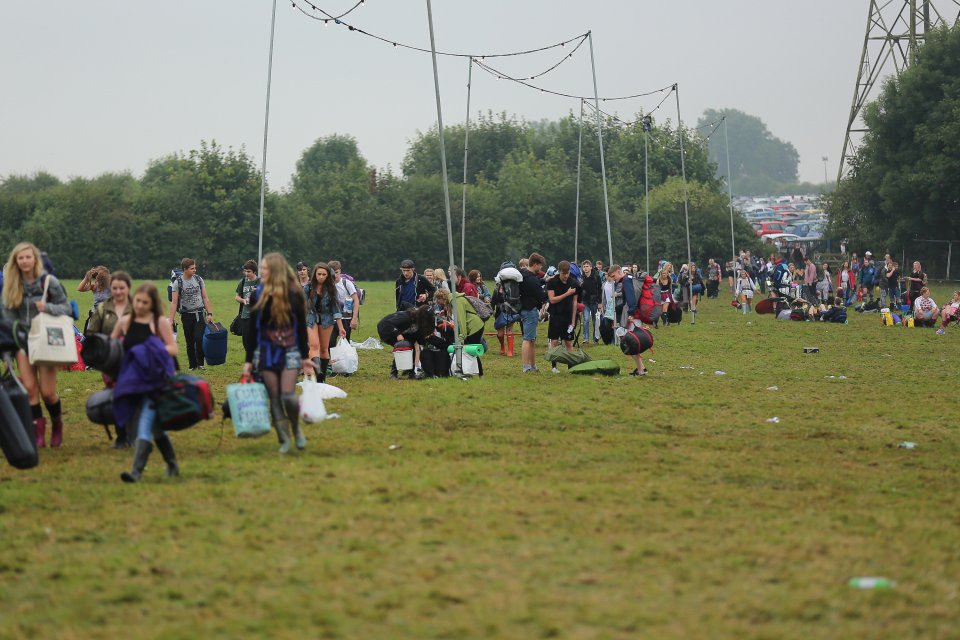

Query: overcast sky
<box><xmin>1</xmin><ymin>1</ymin><xmax>877</xmax><ymax>188</ymax></box>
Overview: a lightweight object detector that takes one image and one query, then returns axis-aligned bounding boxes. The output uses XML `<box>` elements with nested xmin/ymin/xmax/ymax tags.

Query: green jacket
<box><xmin>453</xmin><ymin>293</ymin><xmax>484</xmax><ymax>339</ymax></box>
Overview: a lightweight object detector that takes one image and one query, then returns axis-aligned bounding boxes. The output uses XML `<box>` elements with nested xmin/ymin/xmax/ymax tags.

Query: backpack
<box><xmin>465</xmin><ymin>295</ymin><xmax>493</xmax><ymax>321</ymax></box>
<box><xmin>500</xmin><ymin>280</ymin><xmax>522</xmax><ymax>315</ymax></box>
<box><xmin>773</xmin><ymin>263</ymin><xmax>790</xmax><ymax>288</ymax></box>
<box><xmin>568</xmin><ymin>263</ymin><xmax>583</xmax><ymax>283</ymax></box>
<box><xmin>861</xmin><ymin>264</ymin><xmax>876</xmax><ymax>286</ymax></box>
<box><xmin>340</xmin><ymin>273</ymin><xmax>365</xmax><ymax>305</ymax></box>
<box><xmin>155</xmin><ymin>374</ymin><xmax>214</xmax><ymax>431</ymax></box>
<box><xmin>167</xmin><ymin>268</ymin><xmax>184</xmax><ymax>305</ymax></box>
<box><xmin>624</xmin><ymin>273</ymin><xmax>662</xmax><ymax>326</ymax></box>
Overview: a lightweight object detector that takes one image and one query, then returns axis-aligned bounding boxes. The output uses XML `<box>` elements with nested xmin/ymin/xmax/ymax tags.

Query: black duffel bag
<box><xmin>1</xmin><ymin>366</ymin><xmax>38</xmax><ymax>470</ymax></box>
<box><xmin>81</xmin><ymin>333</ymin><xmax>124</xmax><ymax>379</ymax></box>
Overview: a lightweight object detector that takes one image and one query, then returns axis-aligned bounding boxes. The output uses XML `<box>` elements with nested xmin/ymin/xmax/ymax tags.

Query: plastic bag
<box><xmin>298</xmin><ymin>375</ymin><xmax>328</xmax><ymax>423</ymax></box>
<box><xmin>330</xmin><ymin>338</ymin><xmax>359</xmax><ymax>375</ymax></box>
<box><xmin>351</xmin><ymin>337</ymin><xmax>383</xmax><ymax>350</ymax></box>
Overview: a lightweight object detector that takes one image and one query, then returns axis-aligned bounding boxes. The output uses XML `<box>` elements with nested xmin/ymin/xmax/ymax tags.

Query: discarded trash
<box><xmin>746</xmin><ymin>322</ymin><xmax>752</xmax><ymax>325</ymax></box>
<box><xmin>352</xmin><ymin>337</ymin><xmax>383</xmax><ymax>350</ymax></box>
<box><xmin>826</xmin><ymin>375</ymin><xmax>835</xmax><ymax>379</ymax></box>
<box><xmin>648</xmin><ymin>359</ymin><xmax>656</xmax><ymax>364</ymax></box>
<box><xmin>389</xmin><ymin>444</ymin><xmax>401</xmax><ymax>451</ymax></box>
<box><xmin>680</xmin><ymin>365</ymin><xmax>695</xmax><ymax>370</ymax></box>
<box><xmin>838</xmin><ymin>375</ymin><xmax>847</xmax><ymax>380</ymax></box>
<box><xmin>803</xmin><ymin>347</ymin><xmax>820</xmax><ymax>353</ymax></box>
<box><xmin>766</xmin><ymin>417</ymin><xmax>780</xmax><ymax>423</ymax></box>
<box><xmin>848</xmin><ymin>577</ymin><xmax>895</xmax><ymax>590</ymax></box>
<box><xmin>767</xmin><ymin>386</ymin><xmax>779</xmax><ymax>391</ymax></box>
<box><xmin>714</xmin><ymin>370</ymin><xmax>726</xmax><ymax>376</ymax></box>
<box><xmin>699</xmin><ymin>371</ymin><xmax>704</xmax><ymax>375</ymax></box>
<box><xmin>898</xmin><ymin>441</ymin><xmax>916</xmax><ymax>450</ymax></box>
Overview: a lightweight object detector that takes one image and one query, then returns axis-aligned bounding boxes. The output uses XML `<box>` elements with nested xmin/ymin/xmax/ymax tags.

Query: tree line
<box><xmin>1</xmin><ymin>112</ymin><xmax>764</xmax><ymax>281</ymax></box>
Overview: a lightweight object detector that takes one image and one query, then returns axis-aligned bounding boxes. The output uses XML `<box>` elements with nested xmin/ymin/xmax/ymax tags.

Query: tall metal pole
<box><xmin>643</xmin><ymin>118</ymin><xmax>651</xmax><ymax>275</ymax></box>
<box><xmin>674</xmin><ymin>83</ymin><xmax>695</xmax><ymax>324</ymax></box>
<box><xmin>460</xmin><ymin>57</ymin><xmax>473</xmax><ymax>270</ymax></box>
<box><xmin>587</xmin><ymin>32</ymin><xmax>614</xmax><ymax>268</ymax></box>
<box><xmin>574</xmin><ymin>99</ymin><xmax>584</xmax><ymax>264</ymax></box>
<box><xmin>424</xmin><ymin>0</ymin><xmax>462</xmax><ymax>363</ymax></box>
<box><xmin>257</xmin><ymin>0</ymin><xmax>278</xmax><ymax>267</ymax></box>
<box><xmin>724</xmin><ymin>117</ymin><xmax>736</xmax><ymax>272</ymax></box>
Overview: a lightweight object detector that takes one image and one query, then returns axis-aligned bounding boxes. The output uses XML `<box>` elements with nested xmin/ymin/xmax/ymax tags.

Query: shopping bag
<box><xmin>225</xmin><ymin>377</ymin><xmax>271</xmax><ymax>438</ymax></box>
<box><xmin>330</xmin><ymin>338</ymin><xmax>359</xmax><ymax>375</ymax></box>
<box><xmin>28</xmin><ymin>277</ymin><xmax>78</xmax><ymax>367</ymax></box>
<box><xmin>298</xmin><ymin>374</ymin><xmax>328</xmax><ymax>423</ymax></box>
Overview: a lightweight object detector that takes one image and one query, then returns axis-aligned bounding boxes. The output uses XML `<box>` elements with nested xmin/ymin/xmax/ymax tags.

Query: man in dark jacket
<box><xmin>394</xmin><ymin>259</ymin><xmax>435</xmax><ymax>311</ymax></box>
<box><xmin>519</xmin><ymin>252</ymin><xmax>549</xmax><ymax>373</ymax></box>
<box><xmin>579</xmin><ymin>260</ymin><xmax>602</xmax><ymax>344</ymax></box>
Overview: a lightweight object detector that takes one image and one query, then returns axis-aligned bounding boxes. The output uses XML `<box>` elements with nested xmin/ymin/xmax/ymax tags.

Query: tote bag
<box><xmin>28</xmin><ymin>277</ymin><xmax>78</xmax><ymax>367</ymax></box>
<box><xmin>226</xmin><ymin>378</ymin><xmax>272</xmax><ymax>438</ymax></box>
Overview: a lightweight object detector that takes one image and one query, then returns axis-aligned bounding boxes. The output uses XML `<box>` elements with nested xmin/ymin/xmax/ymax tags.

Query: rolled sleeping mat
<box><xmin>0</xmin><ymin>371</ymin><xmax>38</xmax><ymax>470</ymax></box>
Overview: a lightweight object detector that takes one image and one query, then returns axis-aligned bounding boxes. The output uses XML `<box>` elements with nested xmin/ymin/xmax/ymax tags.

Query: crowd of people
<box><xmin>2</xmin><ymin>241</ymin><xmax>956</xmax><ymax>480</ymax></box>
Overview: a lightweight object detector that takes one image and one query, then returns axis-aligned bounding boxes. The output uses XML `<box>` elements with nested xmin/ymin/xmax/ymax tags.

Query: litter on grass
<box><xmin>715</xmin><ymin>370</ymin><xmax>727</xmax><ymax>376</ymax></box>
<box><xmin>389</xmin><ymin>444</ymin><xmax>401</xmax><ymax>451</ymax></box>
<box><xmin>767</xmin><ymin>386</ymin><xmax>779</xmax><ymax>391</ymax></box>
<box><xmin>898</xmin><ymin>441</ymin><xmax>916</xmax><ymax>450</ymax></box>
<box><xmin>680</xmin><ymin>365</ymin><xmax>695</xmax><ymax>370</ymax></box>
<box><xmin>352</xmin><ymin>337</ymin><xmax>383</xmax><ymax>350</ymax></box>
<box><xmin>849</xmin><ymin>577</ymin><xmax>895</xmax><ymax>590</ymax></box>
<box><xmin>767</xmin><ymin>417</ymin><xmax>781</xmax><ymax>424</ymax></box>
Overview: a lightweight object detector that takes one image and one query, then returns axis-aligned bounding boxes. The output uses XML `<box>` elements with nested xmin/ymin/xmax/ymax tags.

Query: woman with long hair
<box><xmin>2</xmin><ymin>242</ymin><xmax>72</xmax><ymax>448</ymax></box>
<box><xmin>655</xmin><ymin>262</ymin><xmax>674</xmax><ymax>326</ymax></box>
<box><xmin>242</xmin><ymin>253</ymin><xmax>313</xmax><ymax>453</ymax></box>
<box><xmin>111</xmin><ymin>284</ymin><xmax>179</xmax><ymax>482</ymax></box>
<box><xmin>307</xmin><ymin>262</ymin><xmax>346</xmax><ymax>383</ymax></box>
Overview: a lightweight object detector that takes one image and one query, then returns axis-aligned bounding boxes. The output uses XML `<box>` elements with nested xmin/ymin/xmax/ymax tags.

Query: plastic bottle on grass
<box><xmin>848</xmin><ymin>577</ymin><xmax>895</xmax><ymax>589</ymax></box>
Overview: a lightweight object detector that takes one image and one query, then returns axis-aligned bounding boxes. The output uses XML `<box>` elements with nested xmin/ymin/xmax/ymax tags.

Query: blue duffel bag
<box><xmin>202</xmin><ymin>321</ymin><xmax>228</xmax><ymax>366</ymax></box>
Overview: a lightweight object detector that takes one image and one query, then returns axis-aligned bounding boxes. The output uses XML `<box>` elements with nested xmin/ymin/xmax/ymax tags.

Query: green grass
<box><xmin>1</xmin><ymin>278</ymin><xmax>958</xmax><ymax>639</ymax></box>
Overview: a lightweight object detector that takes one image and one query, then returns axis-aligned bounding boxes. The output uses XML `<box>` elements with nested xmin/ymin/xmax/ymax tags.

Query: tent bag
<box><xmin>0</xmin><ymin>371</ymin><xmax>38</xmax><ymax>469</ymax></box>
<box><xmin>202</xmin><ymin>322</ymin><xmax>228</xmax><ymax>366</ymax></box>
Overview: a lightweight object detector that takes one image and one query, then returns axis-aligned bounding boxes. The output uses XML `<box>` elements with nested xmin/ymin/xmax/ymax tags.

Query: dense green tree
<box><xmin>830</xmin><ymin>25</ymin><xmax>960</xmax><ymax>251</ymax></box>
<box><xmin>699</xmin><ymin>108</ymin><xmax>799</xmax><ymax>186</ymax></box>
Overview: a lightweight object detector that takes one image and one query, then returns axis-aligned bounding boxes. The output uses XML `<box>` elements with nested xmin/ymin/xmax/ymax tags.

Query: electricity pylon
<box><xmin>838</xmin><ymin>0</ymin><xmax>960</xmax><ymax>183</ymax></box>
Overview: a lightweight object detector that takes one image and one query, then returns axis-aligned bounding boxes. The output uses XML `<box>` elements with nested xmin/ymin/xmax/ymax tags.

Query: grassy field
<box><xmin>1</xmin><ymin>277</ymin><xmax>958</xmax><ymax>639</ymax></box>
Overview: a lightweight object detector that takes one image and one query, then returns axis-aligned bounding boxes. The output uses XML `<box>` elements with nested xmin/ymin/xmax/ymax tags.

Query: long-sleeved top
<box><xmin>803</xmin><ymin>262</ymin><xmax>817</xmax><ymax>286</ymax></box>
<box><xmin>518</xmin><ymin>269</ymin><xmax>548</xmax><ymax>311</ymax></box>
<box><xmin>1</xmin><ymin>273</ymin><xmax>71</xmax><ymax>326</ymax></box>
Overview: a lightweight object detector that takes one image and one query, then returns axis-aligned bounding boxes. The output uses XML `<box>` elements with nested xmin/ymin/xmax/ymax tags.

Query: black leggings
<box><xmin>179</xmin><ymin>311</ymin><xmax>206</xmax><ymax>368</ymax></box>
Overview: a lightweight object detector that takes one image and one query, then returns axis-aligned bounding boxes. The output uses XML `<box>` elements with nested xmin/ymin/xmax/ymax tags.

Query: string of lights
<box><xmin>291</xmin><ymin>0</ymin><xmax>588</xmax><ymax>59</ymax></box>
<box><xmin>580</xmin><ymin>84</ymin><xmax>676</xmax><ymax>127</ymax></box>
<box><xmin>474</xmin><ymin>57</ymin><xmax>674</xmax><ymax>102</ymax></box>
<box><xmin>468</xmin><ymin>34</ymin><xmax>590</xmax><ymax>82</ymax></box>
<box><xmin>299</xmin><ymin>0</ymin><xmax>365</xmax><ymax>21</ymax></box>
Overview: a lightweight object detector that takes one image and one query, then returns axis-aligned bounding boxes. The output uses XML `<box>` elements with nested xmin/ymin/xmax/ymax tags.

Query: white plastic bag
<box><xmin>351</xmin><ymin>337</ymin><xmax>383</xmax><ymax>350</ymax></box>
<box><xmin>298</xmin><ymin>376</ymin><xmax>328</xmax><ymax>423</ymax></box>
<box><xmin>330</xmin><ymin>338</ymin><xmax>359</xmax><ymax>375</ymax></box>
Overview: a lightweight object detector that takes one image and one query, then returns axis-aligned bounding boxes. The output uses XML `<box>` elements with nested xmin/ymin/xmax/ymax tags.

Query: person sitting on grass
<box><xmin>912</xmin><ymin>287</ymin><xmax>939</xmax><ymax>327</ymax></box>
<box><xmin>936</xmin><ymin>290</ymin><xmax>960</xmax><ymax>335</ymax></box>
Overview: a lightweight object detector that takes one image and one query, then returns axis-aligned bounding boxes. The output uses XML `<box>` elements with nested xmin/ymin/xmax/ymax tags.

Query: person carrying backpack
<box><xmin>168</xmin><ymin>258</ymin><xmax>215</xmax><ymax>371</ymax></box>
<box><xmin>492</xmin><ymin>261</ymin><xmax>522</xmax><ymax>357</ymax></box>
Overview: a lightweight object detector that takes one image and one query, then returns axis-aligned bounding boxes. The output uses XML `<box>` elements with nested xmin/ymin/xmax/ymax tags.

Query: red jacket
<box><xmin>836</xmin><ymin>268</ymin><xmax>855</xmax><ymax>290</ymax></box>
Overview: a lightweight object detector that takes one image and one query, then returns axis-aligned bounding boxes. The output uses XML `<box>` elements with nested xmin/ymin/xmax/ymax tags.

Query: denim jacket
<box><xmin>314</xmin><ymin>291</ymin><xmax>342</xmax><ymax>328</ymax></box>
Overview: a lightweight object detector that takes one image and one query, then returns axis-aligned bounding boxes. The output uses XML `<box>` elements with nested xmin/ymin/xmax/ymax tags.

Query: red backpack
<box><xmin>631</xmin><ymin>273</ymin><xmax>662</xmax><ymax>326</ymax></box>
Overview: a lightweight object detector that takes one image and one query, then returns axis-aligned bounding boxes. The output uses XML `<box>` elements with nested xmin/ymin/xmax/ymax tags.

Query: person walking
<box><xmin>579</xmin><ymin>260</ymin><xmax>601</xmax><ymax>344</ymax></box>
<box><xmin>329</xmin><ymin>260</ymin><xmax>360</xmax><ymax>344</ymax></box>
<box><xmin>306</xmin><ymin>262</ymin><xmax>347</xmax><ymax>383</ymax></box>
<box><xmin>2</xmin><ymin>242</ymin><xmax>72</xmax><ymax>448</ymax></box>
<box><xmin>545</xmin><ymin>260</ymin><xmax>581</xmax><ymax>361</ymax></box>
<box><xmin>234</xmin><ymin>260</ymin><xmax>260</xmax><ymax>373</ymax></box>
<box><xmin>111</xmin><ymin>284</ymin><xmax>180</xmax><ymax>482</ymax></box>
<box><xmin>242</xmin><ymin>253</ymin><xmax>313</xmax><ymax>453</ymax></box>
<box><xmin>168</xmin><ymin>258</ymin><xmax>214</xmax><ymax>371</ymax></box>
<box><xmin>395</xmin><ymin>259</ymin><xmax>435</xmax><ymax>310</ymax></box>
<box><xmin>519</xmin><ymin>253</ymin><xmax>549</xmax><ymax>373</ymax></box>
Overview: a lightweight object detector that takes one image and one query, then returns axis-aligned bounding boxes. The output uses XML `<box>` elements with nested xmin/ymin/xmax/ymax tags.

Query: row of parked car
<box><xmin>737</xmin><ymin>197</ymin><xmax>826</xmax><ymax>242</ymax></box>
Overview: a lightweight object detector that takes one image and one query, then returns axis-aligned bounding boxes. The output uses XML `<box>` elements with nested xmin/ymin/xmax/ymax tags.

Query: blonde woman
<box><xmin>242</xmin><ymin>253</ymin><xmax>313</xmax><ymax>453</ymax></box>
<box><xmin>433</xmin><ymin>268</ymin><xmax>450</xmax><ymax>292</ymax></box>
<box><xmin>1</xmin><ymin>242</ymin><xmax>72</xmax><ymax>448</ymax></box>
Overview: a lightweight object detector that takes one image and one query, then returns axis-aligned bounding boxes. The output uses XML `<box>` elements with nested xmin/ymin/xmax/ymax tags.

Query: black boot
<box><xmin>311</xmin><ymin>357</ymin><xmax>322</xmax><ymax>380</ymax></box>
<box><xmin>113</xmin><ymin>425</ymin><xmax>130</xmax><ymax>450</ymax></box>
<box><xmin>121</xmin><ymin>439</ymin><xmax>153</xmax><ymax>483</ymax></box>
<box><xmin>318</xmin><ymin>359</ymin><xmax>329</xmax><ymax>383</ymax></box>
<box><xmin>154</xmin><ymin>435</ymin><xmax>179</xmax><ymax>477</ymax></box>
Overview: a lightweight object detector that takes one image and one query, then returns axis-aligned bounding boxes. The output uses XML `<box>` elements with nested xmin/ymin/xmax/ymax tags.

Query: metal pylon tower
<box><xmin>838</xmin><ymin>0</ymin><xmax>960</xmax><ymax>182</ymax></box>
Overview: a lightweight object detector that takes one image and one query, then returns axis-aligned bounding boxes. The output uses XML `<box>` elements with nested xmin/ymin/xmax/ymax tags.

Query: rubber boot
<box><xmin>34</xmin><ymin>417</ymin><xmax>47</xmax><ymax>449</ymax></box>
<box><xmin>50</xmin><ymin>417</ymin><xmax>63</xmax><ymax>448</ymax></box>
<box><xmin>121</xmin><ymin>439</ymin><xmax>153</xmax><ymax>483</ymax></box>
<box><xmin>311</xmin><ymin>357</ymin><xmax>323</xmax><ymax>381</ymax></box>
<box><xmin>283</xmin><ymin>393</ymin><xmax>305</xmax><ymax>450</ymax></box>
<box><xmin>506</xmin><ymin>334</ymin><xmax>515</xmax><ymax>357</ymax></box>
<box><xmin>498</xmin><ymin>334</ymin><xmax>505</xmax><ymax>355</ymax></box>
<box><xmin>113</xmin><ymin>425</ymin><xmax>130</xmax><ymax>450</ymax></box>
<box><xmin>271</xmin><ymin>398</ymin><xmax>291</xmax><ymax>454</ymax></box>
<box><xmin>154</xmin><ymin>435</ymin><xmax>179</xmax><ymax>477</ymax></box>
<box><xmin>318</xmin><ymin>359</ymin><xmax>329</xmax><ymax>384</ymax></box>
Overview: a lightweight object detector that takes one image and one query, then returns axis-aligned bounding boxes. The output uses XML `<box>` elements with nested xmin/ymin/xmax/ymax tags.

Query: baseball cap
<box><xmin>400</xmin><ymin>259</ymin><xmax>415</xmax><ymax>269</ymax></box>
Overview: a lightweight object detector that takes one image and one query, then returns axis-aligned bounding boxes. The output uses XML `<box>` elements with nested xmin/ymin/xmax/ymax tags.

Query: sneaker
<box><xmin>630</xmin><ymin>369</ymin><xmax>647</xmax><ymax>377</ymax></box>
<box><xmin>551</xmin><ymin>367</ymin><xmax>560</xmax><ymax>374</ymax></box>
<box><xmin>414</xmin><ymin>370</ymin><xmax>425</xmax><ymax>380</ymax></box>
<box><xmin>198</xmin><ymin>365</ymin><xmax>206</xmax><ymax>371</ymax></box>
<box><xmin>936</xmin><ymin>328</ymin><xmax>945</xmax><ymax>335</ymax></box>
<box><xmin>390</xmin><ymin>372</ymin><xmax>399</xmax><ymax>379</ymax></box>
<box><xmin>530</xmin><ymin>366</ymin><xmax>541</xmax><ymax>373</ymax></box>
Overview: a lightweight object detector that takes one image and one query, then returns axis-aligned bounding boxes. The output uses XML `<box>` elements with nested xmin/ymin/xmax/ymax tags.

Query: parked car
<box><xmin>784</xmin><ymin>223</ymin><xmax>824</xmax><ymax>240</ymax></box>
<box><xmin>752</xmin><ymin>221</ymin><xmax>787</xmax><ymax>236</ymax></box>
